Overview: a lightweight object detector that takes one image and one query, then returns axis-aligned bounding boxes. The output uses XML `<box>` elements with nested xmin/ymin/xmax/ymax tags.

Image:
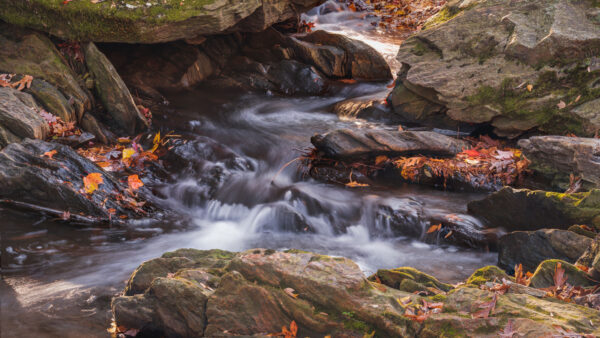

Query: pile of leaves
<box><xmin>344</xmin><ymin>0</ymin><xmax>447</xmax><ymax>32</ymax></box>
<box><xmin>0</xmin><ymin>73</ymin><xmax>33</xmax><ymax>90</ymax></box>
<box><xmin>392</xmin><ymin>137</ymin><xmax>530</xmax><ymax>189</ymax></box>
<box><xmin>303</xmin><ymin>136</ymin><xmax>530</xmax><ymax>191</ymax></box>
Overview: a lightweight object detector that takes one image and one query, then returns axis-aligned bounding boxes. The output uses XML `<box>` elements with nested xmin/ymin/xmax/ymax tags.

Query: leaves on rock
<box><xmin>127</xmin><ymin>175</ymin><xmax>144</xmax><ymax>191</ymax></box>
<box><xmin>471</xmin><ymin>293</ymin><xmax>497</xmax><ymax>319</ymax></box>
<box><xmin>0</xmin><ymin>73</ymin><xmax>33</xmax><ymax>91</ymax></box>
<box><xmin>83</xmin><ymin>172</ymin><xmax>104</xmax><ymax>194</ymax></box>
<box><xmin>42</xmin><ymin>150</ymin><xmax>57</xmax><ymax>159</ymax></box>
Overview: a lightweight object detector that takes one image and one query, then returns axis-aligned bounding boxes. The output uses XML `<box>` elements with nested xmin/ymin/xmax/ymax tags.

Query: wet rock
<box><xmin>83</xmin><ymin>42</ymin><xmax>149</xmax><ymax>134</ymax></box>
<box><xmin>114</xmin><ymin>248</ymin><xmax>600</xmax><ymax>337</ymax></box>
<box><xmin>53</xmin><ymin>132</ymin><xmax>95</xmax><ymax>148</ymax></box>
<box><xmin>0</xmin><ymin>23</ymin><xmax>91</xmax><ymax>117</ymax></box>
<box><xmin>389</xmin><ymin>0</ymin><xmax>600</xmax><ymax>137</ymax></box>
<box><xmin>529</xmin><ymin>259</ymin><xmax>597</xmax><ymax>288</ymax></box>
<box><xmin>79</xmin><ymin>113</ymin><xmax>112</xmax><ymax>144</ymax></box>
<box><xmin>466</xmin><ymin>266</ymin><xmax>511</xmax><ymax>286</ymax></box>
<box><xmin>0</xmin><ymin>0</ymin><xmax>321</xmax><ymax>43</ymax></box>
<box><xmin>592</xmin><ymin>251</ymin><xmax>600</xmax><ymax>281</ymax></box>
<box><xmin>289</xmin><ymin>30</ymin><xmax>392</xmax><ymax>81</ymax></box>
<box><xmin>0</xmin><ymin>87</ymin><xmax>49</xmax><ymax>142</ymax></box>
<box><xmin>369</xmin><ymin>267</ymin><xmax>453</xmax><ymax>293</ymax></box>
<box><xmin>0</xmin><ymin>139</ymin><xmax>151</xmax><ymax>220</ymax></box>
<box><xmin>468</xmin><ymin>187</ymin><xmax>600</xmax><ymax>231</ymax></box>
<box><xmin>497</xmin><ymin>229</ymin><xmax>592</xmax><ymax>272</ymax></box>
<box><xmin>518</xmin><ymin>136</ymin><xmax>600</xmax><ymax>190</ymax></box>
<box><xmin>332</xmin><ymin>94</ymin><xmax>395</xmax><ymax>123</ymax></box>
<box><xmin>311</xmin><ymin>129</ymin><xmax>468</xmax><ymax>160</ymax></box>
<box><xmin>577</xmin><ymin>235</ymin><xmax>600</xmax><ymax>273</ymax></box>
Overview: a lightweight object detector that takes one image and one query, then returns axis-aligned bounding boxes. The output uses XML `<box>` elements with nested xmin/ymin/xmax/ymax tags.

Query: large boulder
<box><xmin>0</xmin><ymin>23</ymin><xmax>92</xmax><ymax>118</ymax></box>
<box><xmin>113</xmin><ymin>248</ymin><xmax>600</xmax><ymax>337</ymax></box>
<box><xmin>311</xmin><ymin>129</ymin><xmax>468</xmax><ymax>160</ymax></box>
<box><xmin>83</xmin><ymin>42</ymin><xmax>149</xmax><ymax>134</ymax></box>
<box><xmin>498</xmin><ymin>229</ymin><xmax>592</xmax><ymax>272</ymax></box>
<box><xmin>0</xmin><ymin>139</ymin><xmax>153</xmax><ymax>220</ymax></box>
<box><xmin>519</xmin><ymin>136</ymin><xmax>600</xmax><ymax>190</ymax></box>
<box><xmin>389</xmin><ymin>0</ymin><xmax>600</xmax><ymax>137</ymax></box>
<box><xmin>468</xmin><ymin>187</ymin><xmax>600</xmax><ymax>231</ymax></box>
<box><xmin>529</xmin><ymin>259</ymin><xmax>597</xmax><ymax>288</ymax></box>
<box><xmin>0</xmin><ymin>0</ymin><xmax>321</xmax><ymax>43</ymax></box>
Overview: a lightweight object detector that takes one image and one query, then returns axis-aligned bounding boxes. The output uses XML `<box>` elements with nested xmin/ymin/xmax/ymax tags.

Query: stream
<box><xmin>0</xmin><ymin>2</ymin><xmax>495</xmax><ymax>337</ymax></box>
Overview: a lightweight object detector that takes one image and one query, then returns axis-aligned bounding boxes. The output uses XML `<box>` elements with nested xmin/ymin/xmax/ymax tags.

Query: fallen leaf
<box><xmin>426</xmin><ymin>223</ymin><xmax>442</xmax><ymax>233</ymax></box>
<box><xmin>557</xmin><ymin>100</ymin><xmax>567</xmax><ymax>109</ymax></box>
<box><xmin>60</xmin><ymin>211</ymin><xmax>71</xmax><ymax>220</ymax></box>
<box><xmin>42</xmin><ymin>150</ymin><xmax>57</xmax><ymax>159</ymax></box>
<box><xmin>122</xmin><ymin>148</ymin><xmax>136</xmax><ymax>160</ymax></box>
<box><xmin>339</xmin><ymin>79</ymin><xmax>357</xmax><ymax>84</ymax></box>
<box><xmin>471</xmin><ymin>293</ymin><xmax>497</xmax><ymax>319</ymax></box>
<box><xmin>526</xmin><ymin>84</ymin><xmax>533</xmax><ymax>92</ymax></box>
<box><xmin>375</xmin><ymin>155</ymin><xmax>389</xmax><ymax>165</ymax></box>
<box><xmin>127</xmin><ymin>175</ymin><xmax>144</xmax><ymax>191</ymax></box>
<box><xmin>499</xmin><ymin>319</ymin><xmax>518</xmax><ymax>338</ymax></box>
<box><xmin>444</xmin><ymin>230</ymin><xmax>453</xmax><ymax>239</ymax></box>
<box><xmin>83</xmin><ymin>172</ymin><xmax>104</xmax><ymax>194</ymax></box>
<box><xmin>284</xmin><ymin>288</ymin><xmax>299</xmax><ymax>299</ymax></box>
<box><xmin>553</xmin><ymin>262</ymin><xmax>567</xmax><ymax>291</ymax></box>
<box><xmin>346</xmin><ymin>181</ymin><xmax>369</xmax><ymax>188</ymax></box>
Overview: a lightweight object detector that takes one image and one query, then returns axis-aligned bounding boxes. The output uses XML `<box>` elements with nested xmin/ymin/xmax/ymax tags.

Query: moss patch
<box><xmin>466</xmin><ymin>266</ymin><xmax>512</xmax><ymax>286</ymax></box>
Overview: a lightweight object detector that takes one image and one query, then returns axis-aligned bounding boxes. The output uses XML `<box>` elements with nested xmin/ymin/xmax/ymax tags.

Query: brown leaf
<box><xmin>284</xmin><ymin>288</ymin><xmax>299</xmax><ymax>299</ymax></box>
<box><xmin>471</xmin><ymin>293</ymin><xmax>497</xmax><ymax>319</ymax></box>
<box><xmin>554</xmin><ymin>262</ymin><xmax>567</xmax><ymax>291</ymax></box>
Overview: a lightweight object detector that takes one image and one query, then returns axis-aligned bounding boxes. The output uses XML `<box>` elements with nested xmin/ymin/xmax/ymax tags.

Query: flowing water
<box><xmin>0</xmin><ymin>2</ymin><xmax>495</xmax><ymax>337</ymax></box>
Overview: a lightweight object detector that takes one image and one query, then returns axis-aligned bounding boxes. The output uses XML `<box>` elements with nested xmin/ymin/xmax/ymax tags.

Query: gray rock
<box><xmin>311</xmin><ymin>129</ymin><xmax>468</xmax><ymax>160</ymax></box>
<box><xmin>84</xmin><ymin>42</ymin><xmax>149</xmax><ymax>135</ymax></box>
<box><xmin>498</xmin><ymin>229</ymin><xmax>592</xmax><ymax>272</ymax></box>
<box><xmin>0</xmin><ymin>139</ymin><xmax>151</xmax><ymax>220</ymax></box>
<box><xmin>0</xmin><ymin>23</ymin><xmax>92</xmax><ymax>117</ymax></box>
<box><xmin>26</xmin><ymin>78</ymin><xmax>76</xmax><ymax>122</ymax></box>
<box><xmin>390</xmin><ymin>0</ymin><xmax>600</xmax><ymax>137</ymax></box>
<box><xmin>0</xmin><ymin>87</ymin><xmax>49</xmax><ymax>141</ymax></box>
<box><xmin>519</xmin><ymin>136</ymin><xmax>600</xmax><ymax>189</ymax></box>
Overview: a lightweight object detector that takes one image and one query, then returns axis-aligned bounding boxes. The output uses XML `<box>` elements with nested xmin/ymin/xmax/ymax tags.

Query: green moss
<box><xmin>568</xmin><ymin>225</ymin><xmax>597</xmax><ymax>239</ymax></box>
<box><xmin>423</xmin><ymin>3</ymin><xmax>476</xmax><ymax>30</ymax></box>
<box><xmin>0</xmin><ymin>0</ymin><xmax>218</xmax><ymax>42</ymax></box>
<box><xmin>429</xmin><ymin>294</ymin><xmax>447</xmax><ymax>302</ymax></box>
<box><xmin>466</xmin><ymin>266</ymin><xmax>511</xmax><ymax>286</ymax></box>
<box><xmin>466</xmin><ymin>64</ymin><xmax>600</xmax><ymax>136</ymax></box>
<box><xmin>264</xmin><ymin>249</ymin><xmax>276</xmax><ymax>256</ymax></box>
<box><xmin>284</xmin><ymin>249</ymin><xmax>310</xmax><ymax>254</ymax></box>
<box><xmin>370</xmin><ymin>267</ymin><xmax>453</xmax><ymax>292</ymax></box>
<box><xmin>162</xmin><ymin>248</ymin><xmax>235</xmax><ymax>261</ymax></box>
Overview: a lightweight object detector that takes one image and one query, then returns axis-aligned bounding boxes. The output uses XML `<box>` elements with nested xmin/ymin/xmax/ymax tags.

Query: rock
<box><xmin>83</xmin><ymin>42</ymin><xmax>149</xmax><ymax>135</ymax></box>
<box><xmin>0</xmin><ymin>23</ymin><xmax>91</xmax><ymax>117</ymax></box>
<box><xmin>288</xmin><ymin>30</ymin><xmax>392</xmax><ymax>81</ymax></box>
<box><xmin>0</xmin><ymin>87</ymin><xmax>49</xmax><ymax>142</ymax></box>
<box><xmin>518</xmin><ymin>136</ymin><xmax>600</xmax><ymax>190</ymax></box>
<box><xmin>26</xmin><ymin>78</ymin><xmax>76</xmax><ymax>122</ymax></box>
<box><xmin>79</xmin><ymin>113</ymin><xmax>111</xmax><ymax>145</ymax></box>
<box><xmin>369</xmin><ymin>267</ymin><xmax>454</xmax><ymax>293</ymax></box>
<box><xmin>592</xmin><ymin>251</ymin><xmax>600</xmax><ymax>281</ymax></box>
<box><xmin>529</xmin><ymin>259</ymin><xmax>597</xmax><ymax>288</ymax></box>
<box><xmin>577</xmin><ymin>235</ymin><xmax>600</xmax><ymax>271</ymax></box>
<box><xmin>389</xmin><ymin>0</ymin><xmax>600</xmax><ymax>137</ymax></box>
<box><xmin>0</xmin><ymin>0</ymin><xmax>321</xmax><ymax>43</ymax></box>
<box><xmin>0</xmin><ymin>126</ymin><xmax>21</xmax><ymax>148</ymax></box>
<box><xmin>114</xmin><ymin>248</ymin><xmax>600</xmax><ymax>337</ymax></box>
<box><xmin>125</xmin><ymin>249</ymin><xmax>235</xmax><ymax>296</ymax></box>
<box><xmin>311</xmin><ymin>129</ymin><xmax>468</xmax><ymax>160</ymax></box>
<box><xmin>332</xmin><ymin>94</ymin><xmax>395</xmax><ymax>123</ymax></box>
<box><xmin>497</xmin><ymin>229</ymin><xmax>592</xmax><ymax>272</ymax></box>
<box><xmin>468</xmin><ymin>187</ymin><xmax>600</xmax><ymax>231</ymax></box>
<box><xmin>466</xmin><ymin>266</ymin><xmax>511</xmax><ymax>286</ymax></box>
<box><xmin>0</xmin><ymin>139</ymin><xmax>151</xmax><ymax>220</ymax></box>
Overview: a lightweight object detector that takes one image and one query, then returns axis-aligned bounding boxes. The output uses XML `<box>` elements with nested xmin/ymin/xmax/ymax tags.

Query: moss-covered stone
<box><xmin>369</xmin><ymin>267</ymin><xmax>454</xmax><ymax>292</ymax></box>
<box><xmin>466</xmin><ymin>266</ymin><xmax>512</xmax><ymax>286</ymax></box>
<box><xmin>468</xmin><ymin>188</ymin><xmax>600</xmax><ymax>231</ymax></box>
<box><xmin>0</xmin><ymin>0</ymin><xmax>318</xmax><ymax>43</ymax></box>
<box><xmin>529</xmin><ymin>259</ymin><xmax>596</xmax><ymax>288</ymax></box>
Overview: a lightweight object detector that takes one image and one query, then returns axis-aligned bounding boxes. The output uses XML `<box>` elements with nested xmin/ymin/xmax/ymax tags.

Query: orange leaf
<box><xmin>426</xmin><ymin>224</ymin><xmax>441</xmax><ymax>233</ymax></box>
<box><xmin>42</xmin><ymin>150</ymin><xmax>57</xmax><ymax>159</ymax></box>
<box><xmin>83</xmin><ymin>172</ymin><xmax>104</xmax><ymax>194</ymax></box>
<box><xmin>127</xmin><ymin>175</ymin><xmax>144</xmax><ymax>191</ymax></box>
<box><xmin>339</xmin><ymin>79</ymin><xmax>357</xmax><ymax>84</ymax></box>
<box><xmin>375</xmin><ymin>155</ymin><xmax>389</xmax><ymax>165</ymax></box>
<box><xmin>462</xmin><ymin>149</ymin><xmax>482</xmax><ymax>157</ymax></box>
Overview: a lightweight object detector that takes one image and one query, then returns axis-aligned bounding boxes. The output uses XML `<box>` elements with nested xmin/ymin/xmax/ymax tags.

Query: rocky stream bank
<box><xmin>0</xmin><ymin>0</ymin><xmax>599</xmax><ymax>336</ymax></box>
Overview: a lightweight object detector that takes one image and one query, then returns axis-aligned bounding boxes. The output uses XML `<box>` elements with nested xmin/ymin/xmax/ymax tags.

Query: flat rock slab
<box><xmin>0</xmin><ymin>0</ymin><xmax>321</xmax><ymax>43</ymax></box>
<box><xmin>0</xmin><ymin>87</ymin><xmax>49</xmax><ymax>142</ymax></box>
<box><xmin>519</xmin><ymin>136</ymin><xmax>600</xmax><ymax>189</ymax></box>
<box><xmin>311</xmin><ymin>129</ymin><xmax>469</xmax><ymax>160</ymax></box>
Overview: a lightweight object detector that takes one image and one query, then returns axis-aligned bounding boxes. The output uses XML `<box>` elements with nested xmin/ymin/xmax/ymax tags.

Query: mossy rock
<box><xmin>0</xmin><ymin>0</ymin><xmax>318</xmax><ymax>43</ymax></box>
<box><xmin>369</xmin><ymin>267</ymin><xmax>453</xmax><ymax>292</ymax></box>
<box><xmin>466</xmin><ymin>266</ymin><xmax>512</xmax><ymax>286</ymax></box>
<box><xmin>529</xmin><ymin>259</ymin><xmax>597</xmax><ymax>288</ymax></box>
<box><xmin>468</xmin><ymin>188</ymin><xmax>600</xmax><ymax>231</ymax></box>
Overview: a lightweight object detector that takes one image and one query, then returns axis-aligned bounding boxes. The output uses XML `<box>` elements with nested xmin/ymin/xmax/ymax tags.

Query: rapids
<box><xmin>0</xmin><ymin>2</ymin><xmax>495</xmax><ymax>336</ymax></box>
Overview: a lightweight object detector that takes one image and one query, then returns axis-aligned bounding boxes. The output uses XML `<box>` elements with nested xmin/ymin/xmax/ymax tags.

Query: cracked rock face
<box><xmin>389</xmin><ymin>0</ymin><xmax>600</xmax><ymax>137</ymax></box>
